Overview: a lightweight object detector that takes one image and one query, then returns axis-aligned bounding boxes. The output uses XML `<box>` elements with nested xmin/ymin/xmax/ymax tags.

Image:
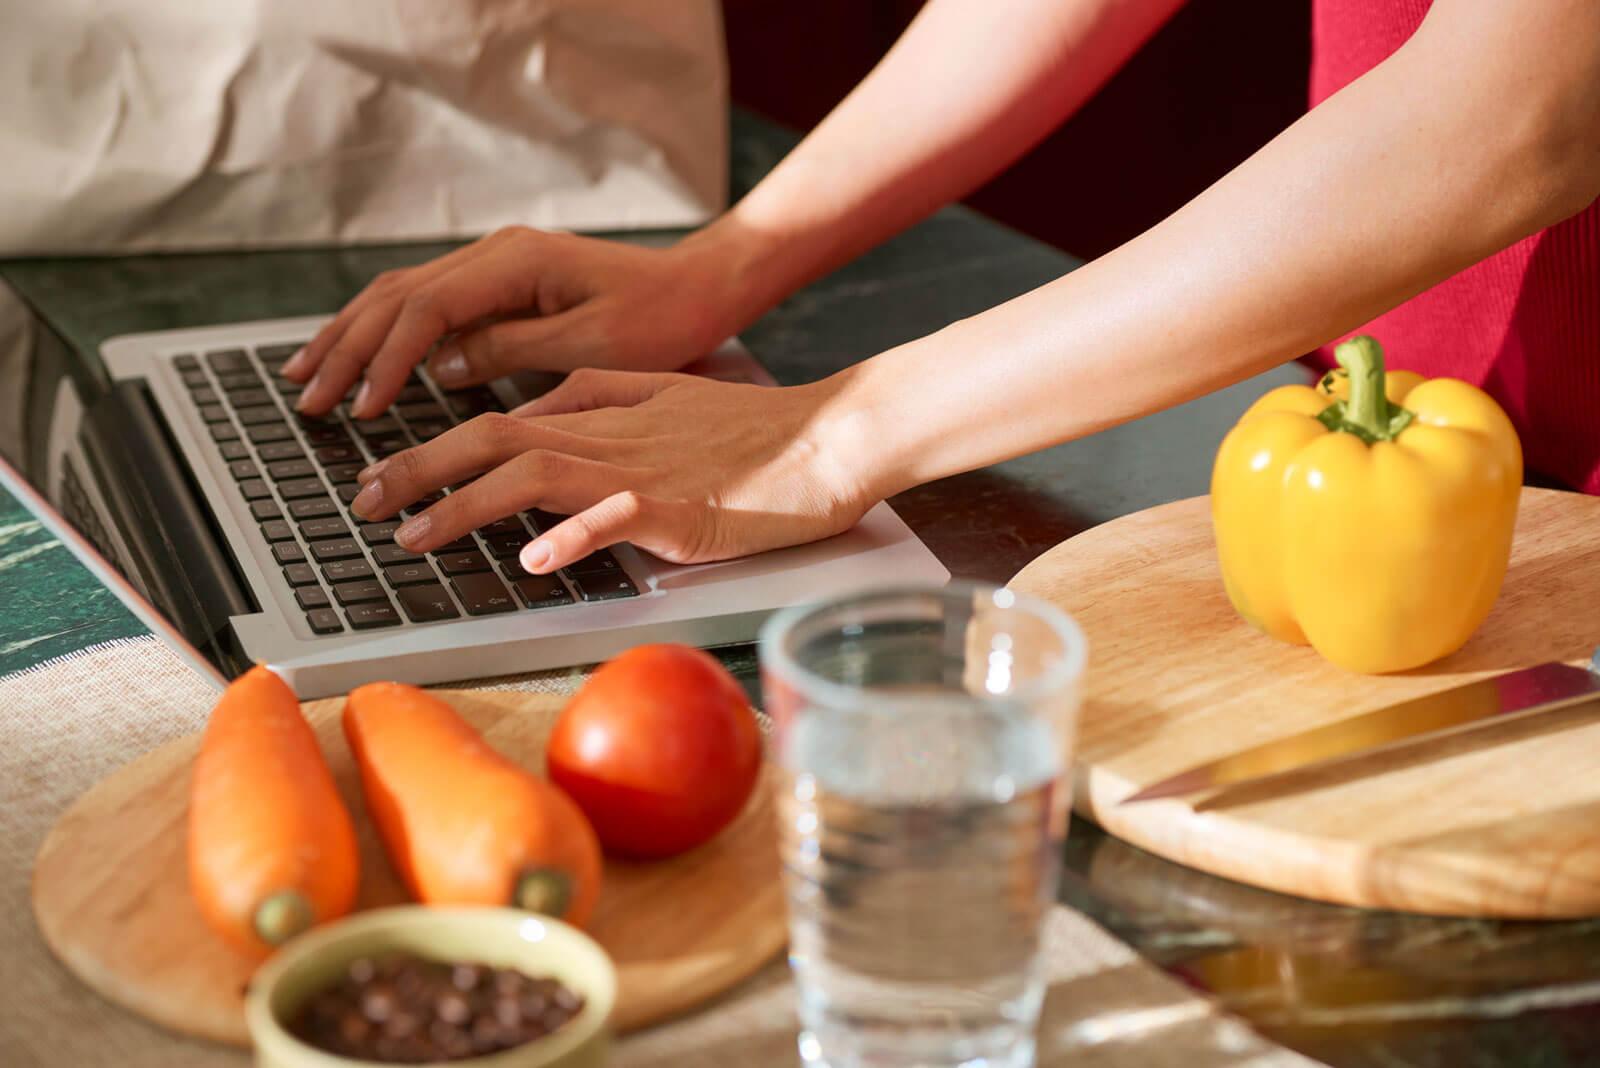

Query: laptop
<box><xmin>0</xmin><ymin>295</ymin><xmax>947</xmax><ymax>697</ymax></box>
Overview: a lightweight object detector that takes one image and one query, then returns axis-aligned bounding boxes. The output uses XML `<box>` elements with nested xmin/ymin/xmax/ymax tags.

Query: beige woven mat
<box><xmin>0</xmin><ymin>636</ymin><xmax>1321</xmax><ymax>1068</ymax></box>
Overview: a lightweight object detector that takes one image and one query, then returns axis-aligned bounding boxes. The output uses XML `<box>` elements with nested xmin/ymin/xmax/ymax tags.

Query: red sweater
<box><xmin>1311</xmin><ymin>0</ymin><xmax>1600</xmax><ymax>492</ymax></box>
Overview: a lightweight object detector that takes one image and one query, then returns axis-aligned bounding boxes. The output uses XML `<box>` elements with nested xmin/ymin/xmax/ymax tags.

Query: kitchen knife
<box><xmin>1121</xmin><ymin>649</ymin><xmax>1600</xmax><ymax>804</ymax></box>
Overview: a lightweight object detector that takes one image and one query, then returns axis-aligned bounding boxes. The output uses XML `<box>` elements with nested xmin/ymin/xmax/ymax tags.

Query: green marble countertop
<box><xmin>6</xmin><ymin>111</ymin><xmax>1599</xmax><ymax>1068</ymax></box>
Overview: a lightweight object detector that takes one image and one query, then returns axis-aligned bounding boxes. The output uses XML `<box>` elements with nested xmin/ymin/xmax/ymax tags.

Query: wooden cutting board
<box><xmin>1010</xmin><ymin>487</ymin><xmax>1600</xmax><ymax>918</ymax></box>
<box><xmin>32</xmin><ymin>690</ymin><xmax>787</xmax><ymax>1046</ymax></box>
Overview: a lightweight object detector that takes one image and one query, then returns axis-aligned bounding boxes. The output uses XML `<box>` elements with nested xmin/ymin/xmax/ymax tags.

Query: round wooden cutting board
<box><xmin>1011</xmin><ymin>487</ymin><xmax>1600</xmax><ymax>918</ymax></box>
<box><xmin>32</xmin><ymin>690</ymin><xmax>787</xmax><ymax>1046</ymax></box>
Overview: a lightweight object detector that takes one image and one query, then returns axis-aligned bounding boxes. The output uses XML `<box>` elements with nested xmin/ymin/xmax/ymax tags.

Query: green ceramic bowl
<box><xmin>245</xmin><ymin>906</ymin><xmax>616</xmax><ymax>1068</ymax></box>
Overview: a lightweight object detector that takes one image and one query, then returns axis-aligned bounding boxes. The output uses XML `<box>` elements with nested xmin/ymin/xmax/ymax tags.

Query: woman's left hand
<box><xmin>349</xmin><ymin>369</ymin><xmax>881</xmax><ymax>574</ymax></box>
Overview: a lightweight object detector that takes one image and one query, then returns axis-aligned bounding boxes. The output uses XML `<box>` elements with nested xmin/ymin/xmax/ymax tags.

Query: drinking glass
<box><xmin>759</xmin><ymin>584</ymin><xmax>1086</xmax><ymax>1068</ymax></box>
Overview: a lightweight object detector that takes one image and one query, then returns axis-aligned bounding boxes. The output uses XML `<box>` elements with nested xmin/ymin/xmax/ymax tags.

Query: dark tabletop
<box><xmin>4</xmin><ymin>111</ymin><xmax>1598</xmax><ymax>1068</ymax></box>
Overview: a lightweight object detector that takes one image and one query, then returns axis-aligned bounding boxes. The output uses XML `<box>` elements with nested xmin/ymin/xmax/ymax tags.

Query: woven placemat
<box><xmin>0</xmin><ymin>636</ymin><xmax>1322</xmax><ymax>1067</ymax></box>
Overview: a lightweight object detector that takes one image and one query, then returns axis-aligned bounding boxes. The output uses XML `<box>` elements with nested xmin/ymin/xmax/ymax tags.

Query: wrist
<box><xmin>806</xmin><ymin>358</ymin><xmax>924</xmax><ymax>510</ymax></box>
<box><xmin>671</xmin><ymin>216</ymin><xmax>793</xmax><ymax>338</ymax></box>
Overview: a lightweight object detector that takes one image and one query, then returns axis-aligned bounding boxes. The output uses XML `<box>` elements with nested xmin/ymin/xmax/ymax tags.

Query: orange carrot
<box><xmin>187</xmin><ymin>665</ymin><xmax>359</xmax><ymax>957</ymax></box>
<box><xmin>343</xmin><ymin>683</ymin><xmax>602</xmax><ymax>927</ymax></box>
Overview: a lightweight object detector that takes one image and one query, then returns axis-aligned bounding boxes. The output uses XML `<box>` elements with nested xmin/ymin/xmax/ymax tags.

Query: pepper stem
<box><xmin>512</xmin><ymin>867</ymin><xmax>572</xmax><ymax>917</ymax></box>
<box><xmin>1319</xmin><ymin>335</ymin><xmax>1414</xmax><ymax>443</ymax></box>
<box><xmin>253</xmin><ymin>890</ymin><xmax>315</xmax><ymax>946</ymax></box>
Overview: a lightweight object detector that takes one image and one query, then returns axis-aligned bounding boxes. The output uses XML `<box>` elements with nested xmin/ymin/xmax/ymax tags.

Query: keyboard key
<box><xmin>445</xmin><ymin>387</ymin><xmax>503</xmax><ymax>419</ymax></box>
<box><xmin>209</xmin><ymin>424</ymin><xmax>241</xmax><ymax>446</ymax></box>
<box><xmin>359</xmin><ymin>521</ymin><xmax>400</xmax><ymax>545</ymax></box>
<box><xmin>260</xmin><ymin>519</ymin><xmax>296</xmax><ymax>542</ymax></box>
<box><xmin>320</xmin><ymin>559</ymin><xmax>374</xmax><ymax>584</ymax></box>
<box><xmin>571</xmin><ymin>572</ymin><xmax>640</xmax><ymax>601</ymax></box>
<box><xmin>197</xmin><ymin>403</ymin><xmax>230</xmax><ymax>424</ymax></box>
<box><xmin>295</xmin><ymin>586</ymin><xmax>331</xmax><ymax>610</ymax></box>
<box><xmin>478</xmin><ymin>517</ymin><xmax>526</xmax><ymax>536</ymax></box>
<box><xmin>435</xmin><ymin>536</ymin><xmax>476</xmax><ymax>553</ymax></box>
<box><xmin>217</xmin><ymin>370</ymin><xmax>262</xmax><ymax>390</ymax></box>
<box><xmin>436</xmin><ymin>550</ymin><xmax>490</xmax><ymax>575</ymax></box>
<box><xmin>384</xmin><ymin>561</ymin><xmax>438</xmax><ymax>586</ymax></box>
<box><xmin>257</xmin><ymin>441</ymin><xmax>305</xmax><ymax>462</ymax></box>
<box><xmin>237</xmin><ymin>478</ymin><xmax>273</xmax><ymax>502</ymax></box>
<box><xmin>406</xmin><ymin>419</ymin><xmax>452</xmax><ymax>442</ymax></box>
<box><xmin>275</xmin><ymin>379</ymin><xmax>305</xmax><ymax>398</ymax></box>
<box><xmin>332</xmin><ymin>579</ymin><xmax>387</xmax><ymax>605</ymax></box>
<box><xmin>283</xmin><ymin>562</ymin><xmax>318</xmax><ymax>586</ymax></box>
<box><xmin>352</xmin><ymin>416</ymin><xmax>402</xmax><ymax>438</ymax></box>
<box><xmin>272</xmin><ymin>542</ymin><xmax>306</xmax><ymax>565</ymax></box>
<box><xmin>396</xmin><ymin>402</ymin><xmax>447</xmax><ymax>422</ymax></box>
<box><xmin>173</xmin><ymin>354</ymin><xmax>200</xmax><ymax>372</ymax></box>
<box><xmin>248</xmin><ymin>423</ymin><xmax>295</xmax><ymax>444</ymax></box>
<box><xmin>365</xmin><ymin>434</ymin><xmax>410</xmax><ymax>457</ymax></box>
<box><xmin>278</xmin><ymin>477</ymin><xmax>327</xmax><ymax>500</ymax></box>
<box><xmin>450</xmin><ymin>572</ymin><xmax>516</xmax><ymax>615</ymax></box>
<box><xmin>299</xmin><ymin>517</ymin><xmax>350</xmax><ymax>541</ymax></box>
<box><xmin>345</xmin><ymin>599</ymin><xmax>401</xmax><ymax>629</ymax></box>
<box><xmin>306</xmin><ymin>607</ymin><xmax>344</xmax><ymax>634</ymax></box>
<box><xmin>228</xmin><ymin>387</ymin><xmax>273</xmax><ymax>408</ymax></box>
<box><xmin>250</xmin><ymin>499</ymin><xmax>284</xmax><ymax>521</ymax></box>
<box><xmin>311</xmin><ymin>538</ymin><xmax>363</xmax><ymax>562</ymax></box>
<box><xmin>510</xmin><ymin>573</ymin><xmax>574</xmax><ymax>609</ymax></box>
<box><xmin>397</xmin><ymin>583</ymin><xmax>460</xmax><ymax>622</ymax></box>
<box><xmin>287</xmin><ymin>497</ymin><xmax>339</xmax><ymax>520</ymax></box>
<box><xmin>483</xmin><ymin>532</ymin><xmax>526</xmax><ymax>559</ymax></box>
<box><xmin>219</xmin><ymin>440</ymin><xmax>250</xmax><ymax>461</ymax></box>
<box><xmin>373</xmin><ymin>544</ymin><xmax>422</xmax><ymax>565</ymax></box>
<box><xmin>236</xmin><ymin>405</ymin><xmax>285</xmax><ymax>426</ymax></box>
<box><xmin>206</xmin><ymin>349</ymin><xmax>251</xmax><ymax>373</ymax></box>
<box><xmin>257</xmin><ymin>342</ymin><xmax>304</xmax><ymax>363</ymax></box>
<box><xmin>302</xmin><ymin>423</ymin><xmax>351</xmax><ymax>446</ymax></box>
<box><xmin>228</xmin><ymin>460</ymin><xmax>260</xmax><ymax>481</ymax></box>
<box><xmin>266</xmin><ymin>458</ymin><xmax>316</xmax><ymax>481</ymax></box>
<box><xmin>337</xmin><ymin>483</ymin><xmax>363</xmax><ymax>505</ymax></box>
<box><xmin>324</xmin><ymin>462</ymin><xmax>365</xmax><ymax>482</ymax></box>
<box><xmin>525</xmin><ymin>509</ymin><xmax>565</xmax><ymax>532</ymax></box>
<box><xmin>396</xmin><ymin>384</ymin><xmax>435</xmax><ymax>404</ymax></box>
<box><xmin>565</xmin><ymin>548</ymin><xmax>623</xmax><ymax>576</ymax></box>
<box><xmin>315</xmin><ymin>444</ymin><xmax>361</xmax><ymax>465</ymax></box>
<box><xmin>181</xmin><ymin>369</ymin><xmax>210</xmax><ymax>390</ymax></box>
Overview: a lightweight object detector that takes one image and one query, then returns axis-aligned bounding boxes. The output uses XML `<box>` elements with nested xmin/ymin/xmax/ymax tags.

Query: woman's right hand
<box><xmin>284</xmin><ymin>226</ymin><xmax>751</xmax><ymax>419</ymax></box>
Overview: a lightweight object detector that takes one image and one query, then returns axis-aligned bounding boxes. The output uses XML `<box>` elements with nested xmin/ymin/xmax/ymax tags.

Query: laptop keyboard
<box><xmin>171</xmin><ymin>343</ymin><xmax>639</xmax><ymax>637</ymax></box>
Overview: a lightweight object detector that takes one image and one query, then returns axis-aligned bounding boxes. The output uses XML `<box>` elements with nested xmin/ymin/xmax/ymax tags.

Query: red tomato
<box><xmin>546</xmin><ymin>644</ymin><xmax>762</xmax><ymax>859</ymax></box>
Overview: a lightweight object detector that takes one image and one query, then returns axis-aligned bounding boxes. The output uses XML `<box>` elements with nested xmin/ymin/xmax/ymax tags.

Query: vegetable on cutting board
<box><xmin>188</xmin><ymin>665</ymin><xmax>360</xmax><ymax>957</ymax></box>
<box><xmin>1211</xmin><ymin>335</ymin><xmax>1522</xmax><ymax>674</ymax></box>
<box><xmin>343</xmin><ymin>682</ymin><xmax>603</xmax><ymax>926</ymax></box>
<box><xmin>547</xmin><ymin>644</ymin><xmax>762</xmax><ymax>860</ymax></box>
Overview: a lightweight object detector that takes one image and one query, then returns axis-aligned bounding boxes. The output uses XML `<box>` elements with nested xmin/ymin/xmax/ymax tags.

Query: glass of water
<box><xmin>759</xmin><ymin>584</ymin><xmax>1086</xmax><ymax>1068</ymax></box>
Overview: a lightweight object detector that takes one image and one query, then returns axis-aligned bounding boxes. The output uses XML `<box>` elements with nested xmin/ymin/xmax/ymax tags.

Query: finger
<box><xmin>285</xmin><ymin>229</ymin><xmax>522</xmax><ymax>385</ymax></box>
<box><xmin>510</xmin><ymin>367</ymin><xmax>681</xmax><ymax>418</ymax></box>
<box><xmin>424</xmin><ymin>317</ymin><xmax>575</xmax><ymax>390</ymax></box>
<box><xmin>294</xmin><ymin>301</ymin><xmax>407</xmax><ymax>416</ymax></box>
<box><xmin>521</xmin><ymin>491</ymin><xmax>706</xmax><ymax>574</ymax></box>
<box><xmin>393</xmin><ymin>452</ymin><xmax>626</xmax><ymax>554</ymax></box>
<box><xmin>348</xmin><ymin>412</ymin><xmax>542</xmax><ymax>520</ymax></box>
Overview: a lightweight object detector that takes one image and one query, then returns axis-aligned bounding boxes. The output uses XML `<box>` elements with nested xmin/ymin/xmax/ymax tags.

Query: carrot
<box><xmin>343</xmin><ymin>683</ymin><xmax>603</xmax><ymax>927</ymax></box>
<box><xmin>187</xmin><ymin>665</ymin><xmax>359</xmax><ymax>957</ymax></box>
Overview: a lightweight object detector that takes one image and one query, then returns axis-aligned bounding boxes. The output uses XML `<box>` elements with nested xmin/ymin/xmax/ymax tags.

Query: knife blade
<box><xmin>1121</xmin><ymin>651</ymin><xmax>1600</xmax><ymax>804</ymax></box>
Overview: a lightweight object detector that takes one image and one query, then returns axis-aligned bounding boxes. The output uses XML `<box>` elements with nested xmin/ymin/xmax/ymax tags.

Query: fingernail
<box><xmin>395</xmin><ymin>514</ymin><xmax>431</xmax><ymax>549</ymax></box>
<box><xmin>353</xmin><ymin>380</ymin><xmax>373</xmax><ymax>418</ymax></box>
<box><xmin>351</xmin><ymin>479</ymin><xmax>383</xmax><ymax>518</ymax></box>
<box><xmin>430</xmin><ymin>342</ymin><xmax>470</xmax><ymax>386</ymax></box>
<box><xmin>357</xmin><ymin>459</ymin><xmax>388</xmax><ymax>484</ymax></box>
<box><xmin>295</xmin><ymin>373</ymin><xmax>320</xmax><ymax>412</ymax></box>
<box><xmin>282</xmin><ymin>347</ymin><xmax>309</xmax><ymax>378</ymax></box>
<box><xmin>520</xmin><ymin>540</ymin><xmax>552</xmax><ymax>573</ymax></box>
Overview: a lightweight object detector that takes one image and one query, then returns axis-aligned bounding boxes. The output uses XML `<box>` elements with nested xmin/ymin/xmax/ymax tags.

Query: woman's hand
<box><xmin>283</xmin><ymin>227</ymin><xmax>749</xmax><ymax>420</ymax></box>
<box><xmin>347</xmin><ymin>368</ymin><xmax>883</xmax><ymax>574</ymax></box>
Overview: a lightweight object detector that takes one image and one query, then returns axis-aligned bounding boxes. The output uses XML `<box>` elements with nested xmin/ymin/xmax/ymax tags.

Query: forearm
<box><xmin>685</xmin><ymin>0</ymin><xmax>1185</xmax><ymax>330</ymax></box>
<box><xmin>832</xmin><ymin>0</ymin><xmax>1600</xmax><ymax>494</ymax></box>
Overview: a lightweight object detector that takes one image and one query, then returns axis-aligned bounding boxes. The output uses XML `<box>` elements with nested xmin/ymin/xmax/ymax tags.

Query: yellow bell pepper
<box><xmin>1211</xmin><ymin>336</ymin><xmax>1522</xmax><ymax>674</ymax></box>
